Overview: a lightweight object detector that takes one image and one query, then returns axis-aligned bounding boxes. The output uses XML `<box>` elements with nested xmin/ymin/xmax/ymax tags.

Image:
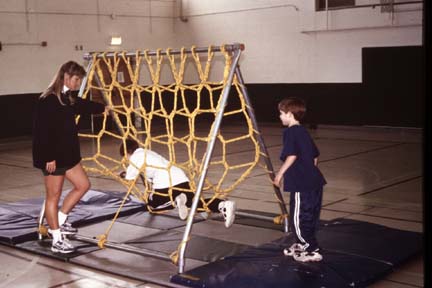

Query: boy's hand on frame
<box><xmin>273</xmin><ymin>173</ymin><xmax>282</xmax><ymax>188</ymax></box>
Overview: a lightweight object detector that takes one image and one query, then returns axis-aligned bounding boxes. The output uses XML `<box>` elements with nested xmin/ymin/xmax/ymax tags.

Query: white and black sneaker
<box><xmin>218</xmin><ymin>200</ymin><xmax>236</xmax><ymax>228</ymax></box>
<box><xmin>60</xmin><ymin>222</ymin><xmax>77</xmax><ymax>235</ymax></box>
<box><xmin>283</xmin><ymin>243</ymin><xmax>306</xmax><ymax>256</ymax></box>
<box><xmin>293</xmin><ymin>250</ymin><xmax>323</xmax><ymax>262</ymax></box>
<box><xmin>175</xmin><ymin>193</ymin><xmax>188</xmax><ymax>220</ymax></box>
<box><xmin>51</xmin><ymin>239</ymin><xmax>75</xmax><ymax>254</ymax></box>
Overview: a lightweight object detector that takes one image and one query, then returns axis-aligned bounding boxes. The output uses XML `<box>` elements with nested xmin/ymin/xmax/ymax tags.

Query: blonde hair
<box><xmin>40</xmin><ymin>61</ymin><xmax>86</xmax><ymax>105</ymax></box>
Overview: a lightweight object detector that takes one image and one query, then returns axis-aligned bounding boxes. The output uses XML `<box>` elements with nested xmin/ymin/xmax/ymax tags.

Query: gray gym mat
<box><xmin>125</xmin><ymin>230</ymin><xmax>251</xmax><ymax>262</ymax></box>
<box><xmin>16</xmin><ymin>238</ymin><xmax>99</xmax><ymax>261</ymax></box>
<box><xmin>223</xmin><ymin>209</ymin><xmax>285</xmax><ymax>231</ymax></box>
<box><xmin>117</xmin><ymin>210</ymin><xmax>205</xmax><ymax>230</ymax></box>
<box><xmin>175</xmin><ymin>219</ymin><xmax>285</xmax><ymax>247</ymax></box>
<box><xmin>77</xmin><ymin>220</ymin><xmax>163</xmax><ymax>244</ymax></box>
<box><xmin>71</xmin><ymin>248</ymin><xmax>205</xmax><ymax>287</ymax></box>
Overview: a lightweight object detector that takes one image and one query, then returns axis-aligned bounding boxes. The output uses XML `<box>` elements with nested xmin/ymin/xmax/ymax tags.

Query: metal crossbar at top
<box><xmin>83</xmin><ymin>43</ymin><xmax>245</xmax><ymax>60</ymax></box>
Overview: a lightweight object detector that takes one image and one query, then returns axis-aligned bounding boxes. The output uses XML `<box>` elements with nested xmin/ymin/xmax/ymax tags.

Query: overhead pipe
<box><xmin>179</xmin><ymin>0</ymin><xmax>188</xmax><ymax>22</ymax></box>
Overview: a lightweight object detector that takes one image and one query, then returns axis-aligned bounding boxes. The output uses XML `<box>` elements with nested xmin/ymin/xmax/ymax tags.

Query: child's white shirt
<box><xmin>125</xmin><ymin>148</ymin><xmax>189</xmax><ymax>189</ymax></box>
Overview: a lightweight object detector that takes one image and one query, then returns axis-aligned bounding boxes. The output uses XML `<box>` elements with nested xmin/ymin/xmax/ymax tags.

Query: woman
<box><xmin>32</xmin><ymin>61</ymin><xmax>107</xmax><ymax>253</ymax></box>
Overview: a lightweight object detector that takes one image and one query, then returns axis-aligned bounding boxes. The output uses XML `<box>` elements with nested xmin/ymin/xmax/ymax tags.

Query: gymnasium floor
<box><xmin>0</xmin><ymin>123</ymin><xmax>423</xmax><ymax>288</ymax></box>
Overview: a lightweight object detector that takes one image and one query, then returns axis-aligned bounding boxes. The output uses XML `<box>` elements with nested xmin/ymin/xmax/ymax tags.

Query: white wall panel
<box><xmin>0</xmin><ymin>0</ymin><xmax>177</xmax><ymax>95</ymax></box>
<box><xmin>177</xmin><ymin>1</ymin><xmax>422</xmax><ymax>83</ymax></box>
<box><xmin>0</xmin><ymin>0</ymin><xmax>423</xmax><ymax>95</ymax></box>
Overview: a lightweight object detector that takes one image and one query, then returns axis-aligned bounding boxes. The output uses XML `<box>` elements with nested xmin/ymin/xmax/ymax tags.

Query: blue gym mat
<box><xmin>0</xmin><ymin>189</ymin><xmax>145</xmax><ymax>244</ymax></box>
<box><xmin>0</xmin><ymin>192</ymin><xmax>422</xmax><ymax>287</ymax></box>
<box><xmin>171</xmin><ymin>219</ymin><xmax>422</xmax><ymax>288</ymax></box>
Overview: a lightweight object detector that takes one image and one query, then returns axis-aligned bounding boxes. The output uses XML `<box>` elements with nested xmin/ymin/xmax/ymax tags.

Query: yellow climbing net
<box><xmin>77</xmin><ymin>45</ymin><xmax>269</xmax><ymax>248</ymax></box>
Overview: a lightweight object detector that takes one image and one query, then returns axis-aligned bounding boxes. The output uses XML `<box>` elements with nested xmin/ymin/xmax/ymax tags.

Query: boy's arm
<box><xmin>273</xmin><ymin>155</ymin><xmax>297</xmax><ymax>188</ymax></box>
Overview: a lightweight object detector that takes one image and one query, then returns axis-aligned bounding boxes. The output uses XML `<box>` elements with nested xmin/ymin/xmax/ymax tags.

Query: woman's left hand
<box><xmin>46</xmin><ymin>160</ymin><xmax>56</xmax><ymax>173</ymax></box>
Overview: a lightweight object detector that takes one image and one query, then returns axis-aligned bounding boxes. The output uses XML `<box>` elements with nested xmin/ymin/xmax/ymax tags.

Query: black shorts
<box><xmin>41</xmin><ymin>166</ymin><xmax>71</xmax><ymax>176</ymax></box>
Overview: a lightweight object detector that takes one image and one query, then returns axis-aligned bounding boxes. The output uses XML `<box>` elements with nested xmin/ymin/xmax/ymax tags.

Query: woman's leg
<box><xmin>44</xmin><ymin>175</ymin><xmax>65</xmax><ymax>230</ymax></box>
<box><xmin>61</xmin><ymin>163</ymin><xmax>90</xmax><ymax>214</ymax></box>
<box><xmin>44</xmin><ymin>174</ymin><xmax>76</xmax><ymax>253</ymax></box>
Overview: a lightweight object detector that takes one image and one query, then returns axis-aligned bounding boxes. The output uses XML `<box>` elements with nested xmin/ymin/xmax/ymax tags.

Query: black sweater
<box><xmin>32</xmin><ymin>93</ymin><xmax>105</xmax><ymax>169</ymax></box>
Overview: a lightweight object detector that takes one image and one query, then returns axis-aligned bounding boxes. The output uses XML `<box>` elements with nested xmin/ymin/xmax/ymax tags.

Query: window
<box><xmin>316</xmin><ymin>0</ymin><xmax>355</xmax><ymax>11</ymax></box>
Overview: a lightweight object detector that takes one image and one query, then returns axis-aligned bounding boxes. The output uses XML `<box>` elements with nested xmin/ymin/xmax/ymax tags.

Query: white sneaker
<box><xmin>175</xmin><ymin>193</ymin><xmax>188</xmax><ymax>220</ymax></box>
<box><xmin>51</xmin><ymin>240</ymin><xmax>75</xmax><ymax>254</ymax></box>
<box><xmin>293</xmin><ymin>250</ymin><xmax>323</xmax><ymax>262</ymax></box>
<box><xmin>62</xmin><ymin>236</ymin><xmax>74</xmax><ymax>249</ymax></box>
<box><xmin>48</xmin><ymin>222</ymin><xmax>77</xmax><ymax>236</ymax></box>
<box><xmin>283</xmin><ymin>243</ymin><xmax>306</xmax><ymax>256</ymax></box>
<box><xmin>218</xmin><ymin>200</ymin><xmax>236</xmax><ymax>228</ymax></box>
<box><xmin>60</xmin><ymin>222</ymin><xmax>78</xmax><ymax>235</ymax></box>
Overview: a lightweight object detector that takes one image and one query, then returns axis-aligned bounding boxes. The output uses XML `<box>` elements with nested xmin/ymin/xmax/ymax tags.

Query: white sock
<box><xmin>58</xmin><ymin>211</ymin><xmax>68</xmax><ymax>226</ymax></box>
<box><xmin>50</xmin><ymin>229</ymin><xmax>62</xmax><ymax>244</ymax></box>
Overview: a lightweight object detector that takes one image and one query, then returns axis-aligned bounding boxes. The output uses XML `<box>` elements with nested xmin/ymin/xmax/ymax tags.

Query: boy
<box><xmin>273</xmin><ymin>97</ymin><xmax>327</xmax><ymax>262</ymax></box>
<box><xmin>120</xmin><ymin>139</ymin><xmax>236</xmax><ymax>228</ymax></box>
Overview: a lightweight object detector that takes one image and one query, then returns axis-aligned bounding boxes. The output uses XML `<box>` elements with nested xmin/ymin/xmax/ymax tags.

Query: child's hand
<box><xmin>273</xmin><ymin>173</ymin><xmax>282</xmax><ymax>187</ymax></box>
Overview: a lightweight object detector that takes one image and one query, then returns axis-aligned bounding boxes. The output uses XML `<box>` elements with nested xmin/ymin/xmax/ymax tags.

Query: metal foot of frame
<box><xmin>38</xmin><ymin>200</ymin><xmax>46</xmax><ymax>240</ymax></box>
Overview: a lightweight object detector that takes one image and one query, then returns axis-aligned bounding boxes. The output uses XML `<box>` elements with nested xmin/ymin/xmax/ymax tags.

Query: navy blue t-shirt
<box><xmin>280</xmin><ymin>125</ymin><xmax>327</xmax><ymax>192</ymax></box>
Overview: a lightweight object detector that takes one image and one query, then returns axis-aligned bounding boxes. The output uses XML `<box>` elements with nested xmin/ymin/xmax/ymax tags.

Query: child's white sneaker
<box><xmin>175</xmin><ymin>193</ymin><xmax>188</xmax><ymax>220</ymax></box>
<box><xmin>293</xmin><ymin>250</ymin><xmax>323</xmax><ymax>262</ymax></box>
<box><xmin>283</xmin><ymin>243</ymin><xmax>307</xmax><ymax>256</ymax></box>
<box><xmin>218</xmin><ymin>200</ymin><xmax>236</xmax><ymax>228</ymax></box>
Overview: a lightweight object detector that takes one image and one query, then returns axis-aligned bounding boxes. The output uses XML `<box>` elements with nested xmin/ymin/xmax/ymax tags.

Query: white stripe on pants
<box><xmin>294</xmin><ymin>192</ymin><xmax>310</xmax><ymax>250</ymax></box>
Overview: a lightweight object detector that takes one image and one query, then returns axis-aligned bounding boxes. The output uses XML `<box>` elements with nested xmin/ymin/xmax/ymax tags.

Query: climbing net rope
<box><xmin>78</xmin><ymin>45</ymin><xmax>270</xmax><ymax>247</ymax></box>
